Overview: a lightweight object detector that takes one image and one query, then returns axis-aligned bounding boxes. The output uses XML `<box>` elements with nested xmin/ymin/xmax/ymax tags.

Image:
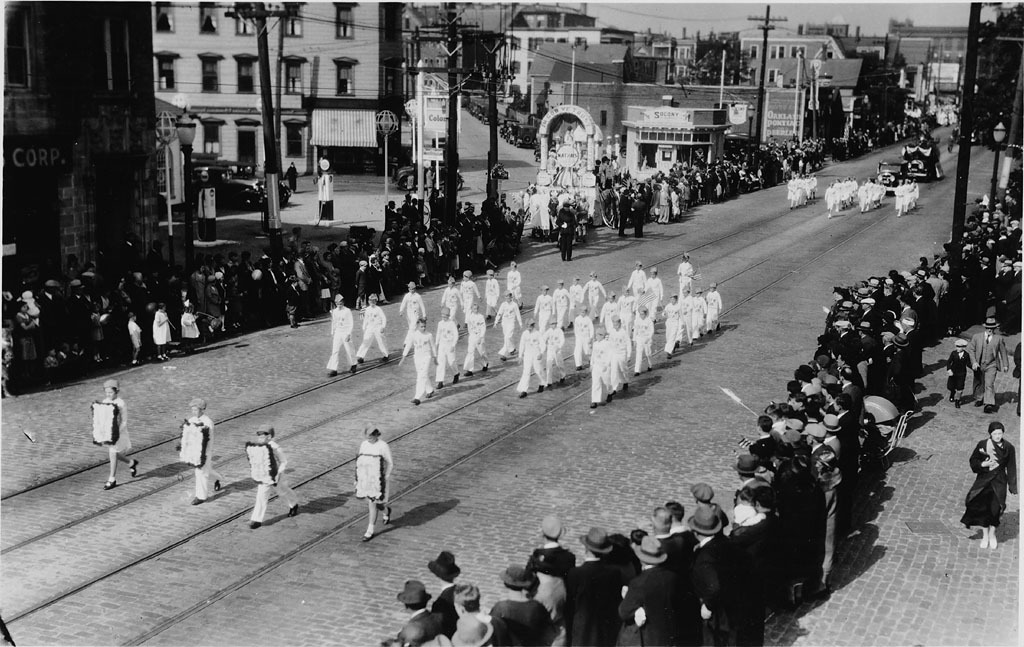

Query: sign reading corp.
<box><xmin>4</xmin><ymin>137</ymin><xmax>71</xmax><ymax>170</ymax></box>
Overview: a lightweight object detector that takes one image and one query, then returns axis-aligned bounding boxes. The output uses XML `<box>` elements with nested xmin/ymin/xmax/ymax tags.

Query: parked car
<box><xmin>876</xmin><ymin>159</ymin><xmax>907</xmax><ymax>194</ymax></box>
<box><xmin>193</xmin><ymin>165</ymin><xmax>291</xmax><ymax>210</ymax></box>
<box><xmin>514</xmin><ymin>124</ymin><xmax>537</xmax><ymax>148</ymax></box>
<box><xmin>393</xmin><ymin>163</ymin><xmax>464</xmax><ymax>192</ymax></box>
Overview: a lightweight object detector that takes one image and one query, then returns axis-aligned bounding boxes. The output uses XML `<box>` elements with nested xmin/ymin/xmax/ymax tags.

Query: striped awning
<box><xmin>310</xmin><ymin>109</ymin><xmax>377</xmax><ymax>148</ymax></box>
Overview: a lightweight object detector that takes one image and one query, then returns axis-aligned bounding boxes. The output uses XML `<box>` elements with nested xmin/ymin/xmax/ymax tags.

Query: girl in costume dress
<box><xmin>355</xmin><ymin>428</ymin><xmax>394</xmax><ymax>542</ymax></box>
<box><xmin>961</xmin><ymin>421</ymin><xmax>1017</xmax><ymax>549</ymax></box>
<box><xmin>97</xmin><ymin>379</ymin><xmax>138</xmax><ymax>490</ymax></box>
<box><xmin>152</xmin><ymin>302</ymin><xmax>171</xmax><ymax>361</ymax></box>
<box><xmin>247</xmin><ymin>425</ymin><xmax>299</xmax><ymax>529</ymax></box>
<box><xmin>182</xmin><ymin>398</ymin><xmax>224</xmax><ymax>505</ymax></box>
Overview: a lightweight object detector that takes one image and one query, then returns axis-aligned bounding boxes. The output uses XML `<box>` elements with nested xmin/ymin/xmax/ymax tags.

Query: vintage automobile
<box><xmin>514</xmin><ymin>124</ymin><xmax>538</xmax><ymax>149</ymax></box>
<box><xmin>193</xmin><ymin>165</ymin><xmax>291</xmax><ymax>210</ymax></box>
<box><xmin>876</xmin><ymin>160</ymin><xmax>907</xmax><ymax>194</ymax></box>
<box><xmin>902</xmin><ymin>140</ymin><xmax>941</xmax><ymax>181</ymax></box>
<box><xmin>393</xmin><ymin>163</ymin><xmax>464</xmax><ymax>191</ymax></box>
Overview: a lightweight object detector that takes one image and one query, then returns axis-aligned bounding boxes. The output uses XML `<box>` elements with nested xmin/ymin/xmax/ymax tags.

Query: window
<box><xmin>5</xmin><ymin>8</ymin><xmax>30</xmax><ymax>87</ymax></box>
<box><xmin>384</xmin><ymin>67</ymin><xmax>398</xmax><ymax>96</ymax></box>
<box><xmin>200</xmin><ymin>56</ymin><xmax>219</xmax><ymax>92</ymax></box>
<box><xmin>285</xmin><ymin>61</ymin><xmax>302</xmax><ymax>94</ymax></box>
<box><xmin>237</xmin><ymin>130</ymin><xmax>257</xmax><ymax>165</ymax></box>
<box><xmin>791</xmin><ymin>46</ymin><xmax>805</xmax><ymax>58</ymax></box>
<box><xmin>511</xmin><ymin>61</ymin><xmax>521</xmax><ymax>74</ymax></box>
<box><xmin>335</xmin><ymin>61</ymin><xmax>354</xmax><ymax>95</ymax></box>
<box><xmin>574</xmin><ymin>37</ymin><xmax>587</xmax><ymax>47</ymax></box>
<box><xmin>101</xmin><ymin>18</ymin><xmax>131</xmax><ymax>91</ymax></box>
<box><xmin>600</xmin><ymin>110</ymin><xmax>607</xmax><ymax>127</ymax></box>
<box><xmin>202</xmin><ymin>123</ymin><xmax>221</xmax><ymax>155</ymax></box>
<box><xmin>336</xmin><ymin>5</ymin><xmax>353</xmax><ymax>39</ymax></box>
<box><xmin>237</xmin><ymin>58</ymin><xmax>255</xmax><ymax>93</ymax></box>
<box><xmin>236</xmin><ymin>16</ymin><xmax>254</xmax><ymax>35</ymax></box>
<box><xmin>382</xmin><ymin>3</ymin><xmax>400</xmax><ymax>41</ymax></box>
<box><xmin>157</xmin><ymin>55</ymin><xmax>176</xmax><ymax>90</ymax></box>
<box><xmin>749</xmin><ymin>45</ymin><xmax>758</xmax><ymax>59</ymax></box>
<box><xmin>769</xmin><ymin>45</ymin><xmax>785</xmax><ymax>59</ymax></box>
<box><xmin>767</xmin><ymin>69</ymin><xmax>781</xmax><ymax>84</ymax></box>
<box><xmin>155</xmin><ymin>2</ymin><xmax>173</xmax><ymax>32</ymax></box>
<box><xmin>285</xmin><ymin>6</ymin><xmax>302</xmax><ymax>36</ymax></box>
<box><xmin>286</xmin><ymin>124</ymin><xmax>303</xmax><ymax>157</ymax></box>
<box><xmin>199</xmin><ymin>3</ymin><xmax>218</xmax><ymax>33</ymax></box>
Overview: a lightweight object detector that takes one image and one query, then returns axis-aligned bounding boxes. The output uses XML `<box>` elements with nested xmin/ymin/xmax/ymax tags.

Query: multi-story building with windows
<box><xmin>4</xmin><ymin>1</ymin><xmax>159</xmax><ymax>286</ymax></box>
<box><xmin>152</xmin><ymin>2</ymin><xmax>403</xmax><ymax>175</ymax></box>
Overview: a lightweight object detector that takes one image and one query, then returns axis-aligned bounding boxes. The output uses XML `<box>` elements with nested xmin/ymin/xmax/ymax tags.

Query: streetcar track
<box><xmin>4</xmin><ymin>197</ymin><xmax>892</xmax><ymax>630</ymax></box>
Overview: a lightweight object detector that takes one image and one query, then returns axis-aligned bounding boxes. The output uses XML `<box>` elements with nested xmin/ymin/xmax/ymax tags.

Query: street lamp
<box><xmin>176</xmin><ymin>116</ymin><xmax>197</xmax><ymax>275</ymax></box>
<box><xmin>991</xmin><ymin>121</ymin><xmax>1006</xmax><ymax>207</ymax></box>
<box><xmin>155</xmin><ymin>112</ymin><xmax>177</xmax><ymax>269</ymax></box>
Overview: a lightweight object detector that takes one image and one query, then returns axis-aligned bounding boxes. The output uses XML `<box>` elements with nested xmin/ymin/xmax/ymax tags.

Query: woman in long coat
<box><xmin>961</xmin><ymin>421</ymin><xmax>1017</xmax><ymax>549</ymax></box>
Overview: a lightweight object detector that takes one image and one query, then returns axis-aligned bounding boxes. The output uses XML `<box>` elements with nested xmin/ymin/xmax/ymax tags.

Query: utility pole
<box><xmin>274</xmin><ymin>9</ymin><xmax>286</xmax><ymax>176</ymax></box>
<box><xmin>482</xmin><ymin>32</ymin><xmax>503</xmax><ymax>201</ymax></box>
<box><xmin>748</xmin><ymin>6</ymin><xmax>786</xmax><ymax>152</ymax></box>
<box><xmin>444</xmin><ymin>4</ymin><xmax>461</xmax><ymax>227</ymax></box>
<box><xmin>947</xmin><ymin>2</ymin><xmax>982</xmax><ymax>327</ymax></box>
<box><xmin>228</xmin><ymin>2</ymin><xmax>290</xmax><ymax>256</ymax></box>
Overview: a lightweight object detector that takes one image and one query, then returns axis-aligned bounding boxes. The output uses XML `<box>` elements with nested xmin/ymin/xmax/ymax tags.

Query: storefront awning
<box><xmin>311</xmin><ymin>109</ymin><xmax>377</xmax><ymax>148</ymax></box>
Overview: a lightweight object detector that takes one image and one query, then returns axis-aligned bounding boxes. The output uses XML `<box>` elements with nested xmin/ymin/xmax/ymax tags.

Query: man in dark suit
<box><xmin>565</xmin><ymin>527</ymin><xmax>622</xmax><ymax>646</ymax></box>
<box><xmin>657</xmin><ymin>504</ymin><xmax>702</xmax><ymax>647</ymax></box>
<box><xmin>427</xmin><ymin>551</ymin><xmax>461</xmax><ymax>638</ymax></box>
<box><xmin>690</xmin><ymin>504</ymin><xmax>765</xmax><ymax>647</ymax></box>
<box><xmin>397</xmin><ymin>580</ymin><xmax>443</xmax><ymax>643</ymax></box>
<box><xmin>968</xmin><ymin>317</ymin><xmax>1010</xmax><ymax>413</ymax></box>
<box><xmin>529</xmin><ymin>515</ymin><xmax>576</xmax><ymax>578</ymax></box>
<box><xmin>618</xmin><ymin>536</ymin><xmax>681</xmax><ymax>646</ymax></box>
<box><xmin>631</xmin><ymin>191</ymin><xmax>647</xmax><ymax>238</ymax></box>
<box><xmin>618</xmin><ymin>188</ymin><xmax>632</xmax><ymax>237</ymax></box>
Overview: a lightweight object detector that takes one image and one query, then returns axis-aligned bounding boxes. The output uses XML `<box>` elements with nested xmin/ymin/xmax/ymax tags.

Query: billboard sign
<box><xmin>762</xmin><ymin>89</ymin><xmax>806</xmax><ymax>142</ymax></box>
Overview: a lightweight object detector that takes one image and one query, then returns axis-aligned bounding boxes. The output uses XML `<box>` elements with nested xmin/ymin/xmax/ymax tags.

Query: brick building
<box><xmin>3</xmin><ymin>1</ymin><xmax>160</xmax><ymax>287</ymax></box>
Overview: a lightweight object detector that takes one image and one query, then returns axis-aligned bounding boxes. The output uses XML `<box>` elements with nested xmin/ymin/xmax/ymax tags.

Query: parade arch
<box><xmin>536</xmin><ymin>104</ymin><xmax>601</xmax><ymax>189</ymax></box>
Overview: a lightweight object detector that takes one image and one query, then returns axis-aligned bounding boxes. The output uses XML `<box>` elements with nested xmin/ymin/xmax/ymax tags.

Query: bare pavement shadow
<box><xmin>370</xmin><ymin>498</ymin><xmax>461</xmax><ymax>539</ymax></box>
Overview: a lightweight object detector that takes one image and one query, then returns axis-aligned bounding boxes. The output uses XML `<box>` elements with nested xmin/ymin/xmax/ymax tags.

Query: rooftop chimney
<box><xmin>798</xmin><ymin>24</ymin><xmax>804</xmax><ymax>35</ymax></box>
<box><xmin>856</xmin><ymin>26</ymin><xmax>861</xmax><ymax>38</ymax></box>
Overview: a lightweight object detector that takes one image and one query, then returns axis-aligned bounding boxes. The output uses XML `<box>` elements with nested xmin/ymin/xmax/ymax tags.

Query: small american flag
<box><xmin>692</xmin><ymin>273</ymin><xmax>703</xmax><ymax>282</ymax></box>
<box><xmin>638</xmin><ymin>290</ymin><xmax>657</xmax><ymax>312</ymax></box>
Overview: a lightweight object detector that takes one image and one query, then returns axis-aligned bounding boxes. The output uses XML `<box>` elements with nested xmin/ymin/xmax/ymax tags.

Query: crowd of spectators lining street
<box><xmin>383</xmin><ymin>181</ymin><xmax>1022</xmax><ymax>647</ymax></box>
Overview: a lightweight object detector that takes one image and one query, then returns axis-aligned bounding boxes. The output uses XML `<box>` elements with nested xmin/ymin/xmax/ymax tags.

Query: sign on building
<box><xmin>761</xmin><ymin>89</ymin><xmax>806</xmax><ymax>142</ymax></box>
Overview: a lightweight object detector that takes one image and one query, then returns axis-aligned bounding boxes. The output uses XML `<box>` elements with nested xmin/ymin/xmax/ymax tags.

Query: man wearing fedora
<box><xmin>617</xmin><ymin>535</ymin><xmax>683</xmax><ymax>647</ymax></box>
<box><xmin>428</xmin><ymin>551</ymin><xmax>462</xmax><ymax>638</ymax></box>
<box><xmin>689</xmin><ymin>503</ymin><xmax>764</xmax><ymax>647</ymax></box>
<box><xmin>653</xmin><ymin>505</ymin><xmax>703</xmax><ymax>646</ymax></box>
<box><xmin>565</xmin><ymin>527</ymin><xmax>623</xmax><ymax>646</ymax></box>
<box><xmin>529</xmin><ymin>516</ymin><xmax>576</xmax><ymax>578</ymax></box>
<box><xmin>968</xmin><ymin>317</ymin><xmax>1010</xmax><ymax>413</ymax></box>
<box><xmin>490</xmin><ymin>566</ymin><xmax>553</xmax><ymax>646</ymax></box>
<box><xmin>397</xmin><ymin>580</ymin><xmax>443</xmax><ymax>643</ymax></box>
<box><xmin>807</xmin><ymin>422</ymin><xmax>840</xmax><ymax>596</ymax></box>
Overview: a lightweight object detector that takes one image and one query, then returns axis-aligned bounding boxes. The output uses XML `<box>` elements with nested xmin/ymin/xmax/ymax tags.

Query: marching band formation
<box><xmin>786</xmin><ymin>172</ymin><xmax>920</xmax><ymax>221</ymax></box>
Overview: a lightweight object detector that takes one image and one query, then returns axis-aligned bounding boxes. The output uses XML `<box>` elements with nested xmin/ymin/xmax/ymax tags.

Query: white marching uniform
<box><xmin>608</xmin><ymin>326</ymin><xmax>631</xmax><ymax>392</ymax></box>
<box><xmin>435</xmin><ymin>318</ymin><xmax>460</xmax><ymax>384</ymax></box>
<box><xmin>543</xmin><ymin>326</ymin><xmax>566</xmax><ymax>384</ymax></box>
<box><xmin>441</xmin><ymin>285</ymin><xmax>461</xmax><ymax>323</ymax></box>
<box><xmin>690</xmin><ymin>295</ymin><xmax>708</xmax><ymax>340</ymax></box>
<box><xmin>632</xmin><ymin>314</ymin><xmax>654</xmax><ymax>374</ymax></box>
<box><xmin>327</xmin><ymin>305</ymin><xmax>356</xmax><ymax>372</ymax></box>
<box><xmin>553</xmin><ymin>286</ymin><xmax>571</xmax><ymax>329</ymax></box>
<box><xmin>460</xmin><ymin>279</ymin><xmax>481</xmax><ymax>326</ymax></box>
<box><xmin>534</xmin><ymin>293</ymin><xmax>554</xmax><ymax>331</ymax></box>
<box><xmin>679</xmin><ymin>294</ymin><xmax>695</xmax><ymax>343</ymax></box>
<box><xmin>507</xmin><ymin>269</ymin><xmax>523</xmax><ymax>305</ymax></box>
<box><xmin>618</xmin><ymin>294</ymin><xmax>636</xmax><ymax>339</ymax></box>
<box><xmin>573</xmin><ymin>314</ymin><xmax>594</xmax><ymax>368</ymax></box>
<box><xmin>705</xmin><ymin>289</ymin><xmax>723</xmax><ymax>332</ymax></box>
<box><xmin>399</xmin><ymin>291</ymin><xmax>426</xmax><ymax>331</ymax></box>
<box><xmin>663</xmin><ymin>300</ymin><xmax>683</xmax><ymax>354</ymax></box>
<box><xmin>403</xmin><ymin>328</ymin><xmax>436</xmax><ymax>401</ymax></box>
<box><xmin>590</xmin><ymin>337</ymin><xmax>614</xmax><ymax>404</ymax></box>
<box><xmin>677</xmin><ymin>261</ymin><xmax>695</xmax><ymax>298</ymax></box>
<box><xmin>484</xmin><ymin>278</ymin><xmax>501</xmax><ymax>318</ymax></box>
<box><xmin>462</xmin><ymin>312</ymin><xmax>488</xmax><ymax>373</ymax></box>
<box><xmin>250</xmin><ymin>440</ymin><xmax>299</xmax><ymax>523</ymax></box>
<box><xmin>627</xmin><ymin>269</ymin><xmax>648</xmax><ymax>299</ymax></box>
<box><xmin>495</xmin><ymin>300</ymin><xmax>522</xmax><ymax>358</ymax></box>
<box><xmin>517</xmin><ymin>328</ymin><xmax>547</xmax><ymax>394</ymax></box>
<box><xmin>569</xmin><ymin>281</ymin><xmax>585</xmax><ymax>322</ymax></box>
<box><xmin>645</xmin><ymin>276</ymin><xmax>664</xmax><ymax>313</ymax></box>
<box><xmin>189</xmin><ymin>413</ymin><xmax>224</xmax><ymax>501</ymax></box>
<box><xmin>599</xmin><ymin>299</ymin><xmax>619</xmax><ymax>333</ymax></box>
<box><xmin>585</xmin><ymin>279</ymin><xmax>607</xmax><ymax>317</ymax></box>
<box><xmin>357</xmin><ymin>304</ymin><xmax>389</xmax><ymax>360</ymax></box>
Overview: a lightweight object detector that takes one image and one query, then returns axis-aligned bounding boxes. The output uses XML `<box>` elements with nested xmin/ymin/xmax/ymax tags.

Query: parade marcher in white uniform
<box><xmin>248</xmin><ymin>424</ymin><xmax>299</xmax><ymax>529</ymax></box>
<box><xmin>677</xmin><ymin>254</ymin><xmax>695</xmax><ymax>298</ymax></box>
<box><xmin>495</xmin><ymin>291</ymin><xmax>522</xmax><ymax>360</ymax></box>
<box><xmin>553</xmin><ymin>279</ymin><xmax>572</xmax><ymax>330</ymax></box>
<box><xmin>327</xmin><ymin>295</ymin><xmax>357</xmax><ymax>376</ymax></box>
<box><xmin>645</xmin><ymin>267</ymin><xmax>665</xmax><ymax>314</ymax></box>
<box><xmin>618</xmin><ymin>290</ymin><xmax>637</xmax><ymax>339</ymax></box>
<box><xmin>569</xmin><ymin>276</ymin><xmax>585</xmax><ymax>324</ymax></box>
<box><xmin>355</xmin><ymin>427</ymin><xmax>393</xmax><ymax>541</ymax></box>
<box><xmin>600</xmin><ymin>292</ymin><xmax>619</xmax><ymax>333</ymax></box>
<box><xmin>608</xmin><ymin>317</ymin><xmax>631</xmax><ymax>394</ymax></box>
<box><xmin>184</xmin><ymin>397</ymin><xmax>224</xmax><ymax>505</ymax></box>
<box><xmin>517</xmin><ymin>320</ymin><xmax>547</xmax><ymax>397</ymax></box>
<box><xmin>534</xmin><ymin>285</ymin><xmax>555</xmax><ymax>331</ymax></box>
<box><xmin>627</xmin><ymin>261</ymin><xmax>648</xmax><ymax>299</ymax></box>
<box><xmin>632</xmin><ymin>306</ymin><xmax>655</xmax><ymax>375</ymax></box>
<box><xmin>663</xmin><ymin>295</ymin><xmax>683</xmax><ymax>358</ymax></box>
<box><xmin>679</xmin><ymin>289</ymin><xmax>694</xmax><ymax>345</ymax></box>
<box><xmin>484</xmin><ymin>269</ymin><xmax>501</xmax><ymax>320</ymax></box>
<box><xmin>462</xmin><ymin>303</ymin><xmax>489</xmax><ymax>375</ymax></box>
<box><xmin>441</xmin><ymin>276</ymin><xmax>462</xmax><ymax>325</ymax></box>
<box><xmin>356</xmin><ymin>293</ymin><xmax>389</xmax><ymax>363</ymax></box>
<box><xmin>95</xmin><ymin>379</ymin><xmax>138</xmax><ymax>490</ymax></box>
<box><xmin>585</xmin><ymin>272</ymin><xmax>607</xmax><ymax>320</ymax></box>
<box><xmin>573</xmin><ymin>306</ymin><xmax>594</xmax><ymax>370</ymax></box>
<box><xmin>399</xmin><ymin>281</ymin><xmax>426</xmax><ymax>332</ymax></box>
<box><xmin>690</xmin><ymin>287</ymin><xmax>708</xmax><ymax>340</ymax></box>
<box><xmin>590</xmin><ymin>328</ymin><xmax>614</xmax><ymax>408</ymax></box>
<box><xmin>400</xmin><ymin>317</ymin><xmax>436</xmax><ymax>405</ymax></box>
<box><xmin>459</xmin><ymin>270</ymin><xmax>481</xmax><ymax>328</ymax></box>
<box><xmin>506</xmin><ymin>261</ymin><xmax>523</xmax><ymax>307</ymax></box>
<box><xmin>434</xmin><ymin>307</ymin><xmax>460</xmax><ymax>388</ymax></box>
<box><xmin>705</xmin><ymin>282</ymin><xmax>723</xmax><ymax>335</ymax></box>
<box><xmin>543</xmin><ymin>318</ymin><xmax>566</xmax><ymax>386</ymax></box>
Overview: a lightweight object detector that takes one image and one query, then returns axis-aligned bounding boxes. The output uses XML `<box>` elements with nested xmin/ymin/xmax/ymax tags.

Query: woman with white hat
<box><xmin>181</xmin><ymin>397</ymin><xmax>223</xmax><ymax>505</ymax></box>
<box><xmin>97</xmin><ymin>379</ymin><xmax>138</xmax><ymax>490</ymax></box>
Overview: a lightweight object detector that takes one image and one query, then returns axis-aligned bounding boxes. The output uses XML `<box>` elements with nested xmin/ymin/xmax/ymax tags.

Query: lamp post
<box><xmin>155</xmin><ymin>111</ymin><xmax>177</xmax><ymax>269</ymax></box>
<box><xmin>991</xmin><ymin>121</ymin><xmax>1006</xmax><ymax>207</ymax></box>
<box><xmin>176</xmin><ymin>117</ymin><xmax>197</xmax><ymax>275</ymax></box>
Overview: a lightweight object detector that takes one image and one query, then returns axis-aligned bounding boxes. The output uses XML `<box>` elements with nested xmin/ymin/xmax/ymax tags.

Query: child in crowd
<box><xmin>180</xmin><ymin>302</ymin><xmax>200</xmax><ymax>353</ymax></box>
<box><xmin>127</xmin><ymin>312</ymin><xmax>142</xmax><ymax>365</ymax></box>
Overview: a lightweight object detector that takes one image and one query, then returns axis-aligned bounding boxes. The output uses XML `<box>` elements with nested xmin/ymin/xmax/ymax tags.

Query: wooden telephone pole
<box><xmin>748</xmin><ymin>6</ymin><xmax>786</xmax><ymax>152</ymax></box>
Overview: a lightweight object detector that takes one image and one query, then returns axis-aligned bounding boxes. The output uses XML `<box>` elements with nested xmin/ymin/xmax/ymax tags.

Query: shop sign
<box><xmin>641</xmin><ymin>108</ymin><xmax>693</xmax><ymax>127</ymax></box>
<box><xmin>4</xmin><ymin>137</ymin><xmax>71</xmax><ymax>170</ymax></box>
<box><xmin>728</xmin><ymin>104</ymin><xmax>748</xmax><ymax>125</ymax></box>
<box><xmin>554</xmin><ymin>144</ymin><xmax>580</xmax><ymax>168</ymax></box>
<box><xmin>762</xmin><ymin>90</ymin><xmax>805</xmax><ymax>141</ymax></box>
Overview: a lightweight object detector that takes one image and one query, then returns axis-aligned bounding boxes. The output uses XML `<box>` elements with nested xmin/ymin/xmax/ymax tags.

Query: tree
<box><xmin>683</xmin><ymin>46</ymin><xmax>749</xmax><ymax>87</ymax></box>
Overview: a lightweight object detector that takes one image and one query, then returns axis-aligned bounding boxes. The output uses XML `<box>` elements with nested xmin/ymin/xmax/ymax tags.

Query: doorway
<box><xmin>238</xmin><ymin>130</ymin><xmax>257</xmax><ymax>166</ymax></box>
